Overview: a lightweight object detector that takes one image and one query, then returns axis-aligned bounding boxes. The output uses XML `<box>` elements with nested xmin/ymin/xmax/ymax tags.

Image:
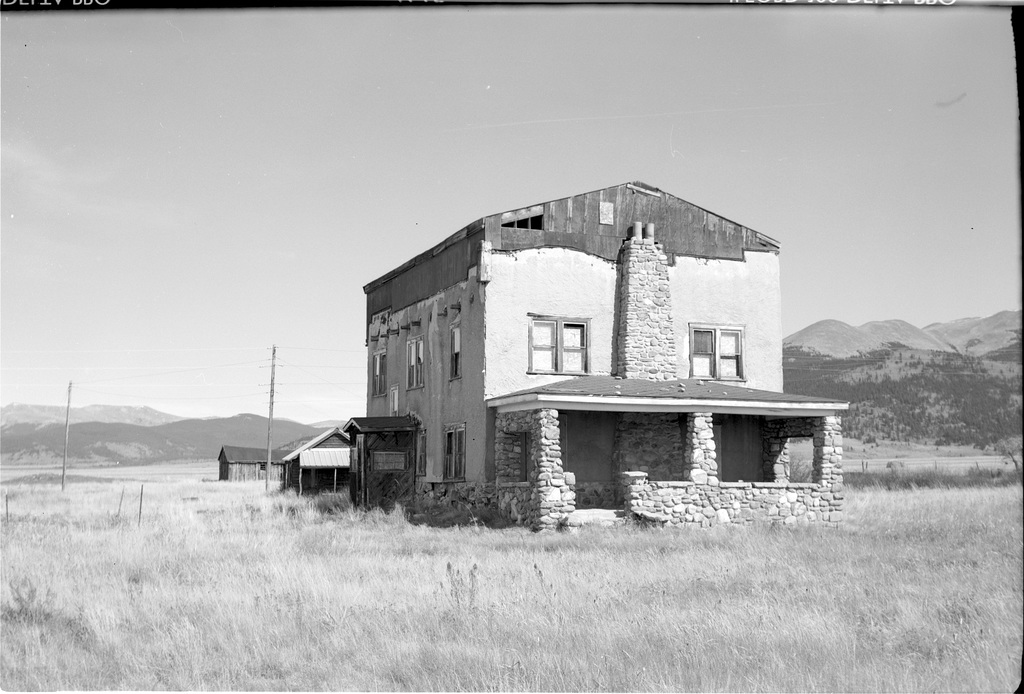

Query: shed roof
<box><xmin>299</xmin><ymin>448</ymin><xmax>352</xmax><ymax>468</ymax></box>
<box><xmin>486</xmin><ymin>376</ymin><xmax>848</xmax><ymax>417</ymax></box>
<box><xmin>282</xmin><ymin>426</ymin><xmax>351</xmax><ymax>462</ymax></box>
<box><xmin>218</xmin><ymin>445</ymin><xmax>287</xmax><ymax>463</ymax></box>
<box><xmin>342</xmin><ymin>416</ymin><xmax>419</xmax><ymax>436</ymax></box>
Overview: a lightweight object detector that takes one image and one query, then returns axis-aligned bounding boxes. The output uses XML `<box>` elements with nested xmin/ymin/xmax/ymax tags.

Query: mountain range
<box><xmin>0</xmin><ymin>411</ymin><xmax>329</xmax><ymax>466</ymax></box>
<box><xmin>783</xmin><ymin>310</ymin><xmax>1020</xmax><ymax>359</ymax></box>
<box><xmin>782</xmin><ymin>310</ymin><xmax>1021</xmax><ymax>448</ymax></box>
<box><xmin>3</xmin><ymin>311</ymin><xmax>1018</xmax><ymax>463</ymax></box>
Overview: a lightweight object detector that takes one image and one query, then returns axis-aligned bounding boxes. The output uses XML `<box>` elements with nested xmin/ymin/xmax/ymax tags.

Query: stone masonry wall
<box><xmin>614</xmin><ymin>412</ymin><xmax>686</xmax><ymax>482</ymax></box>
<box><xmin>620</xmin><ymin>414</ymin><xmax>845</xmax><ymax>527</ymax></box>
<box><xmin>494</xmin><ymin>408</ymin><xmax>576</xmax><ymax>529</ymax></box>
<box><xmin>530</xmin><ymin>408</ymin><xmax>576</xmax><ymax>530</ymax></box>
<box><xmin>494</xmin><ymin>411</ymin><xmax>535</xmax><ymax>523</ymax></box>
<box><xmin>621</xmin><ymin>472</ymin><xmax>843</xmax><ymax>527</ymax></box>
<box><xmin>414</xmin><ymin>481</ymin><xmax>496</xmax><ymax>509</ymax></box>
<box><xmin>685</xmin><ymin>412</ymin><xmax>718</xmax><ymax>485</ymax></box>
<box><xmin>615</xmin><ymin>232</ymin><xmax>677</xmax><ymax>380</ymax></box>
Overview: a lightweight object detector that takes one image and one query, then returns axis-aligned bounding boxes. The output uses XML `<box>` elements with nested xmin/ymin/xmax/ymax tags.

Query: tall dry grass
<box><xmin>1</xmin><ymin>478</ymin><xmax>1021</xmax><ymax>691</ymax></box>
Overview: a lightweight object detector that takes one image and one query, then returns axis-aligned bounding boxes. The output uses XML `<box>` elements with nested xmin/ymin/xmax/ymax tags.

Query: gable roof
<box><xmin>486</xmin><ymin>376</ymin><xmax>847</xmax><ymax>417</ymax></box>
<box><xmin>218</xmin><ymin>445</ymin><xmax>287</xmax><ymax>463</ymax></box>
<box><xmin>282</xmin><ymin>427</ymin><xmax>351</xmax><ymax>462</ymax></box>
<box><xmin>364</xmin><ymin>181</ymin><xmax>781</xmax><ymax>317</ymax></box>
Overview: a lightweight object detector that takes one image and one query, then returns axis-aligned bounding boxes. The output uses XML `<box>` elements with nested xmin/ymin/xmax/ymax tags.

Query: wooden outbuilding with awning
<box><xmin>281</xmin><ymin>427</ymin><xmax>352</xmax><ymax>494</ymax></box>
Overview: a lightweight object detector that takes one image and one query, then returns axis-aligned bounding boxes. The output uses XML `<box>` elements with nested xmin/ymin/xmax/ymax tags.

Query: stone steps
<box><xmin>566</xmin><ymin>508</ymin><xmax>626</xmax><ymax>528</ymax></box>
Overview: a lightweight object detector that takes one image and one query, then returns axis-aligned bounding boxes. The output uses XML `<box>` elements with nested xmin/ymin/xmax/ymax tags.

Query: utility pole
<box><xmin>61</xmin><ymin>380</ymin><xmax>72</xmax><ymax>492</ymax></box>
<box><xmin>265</xmin><ymin>345</ymin><xmax>277</xmax><ymax>493</ymax></box>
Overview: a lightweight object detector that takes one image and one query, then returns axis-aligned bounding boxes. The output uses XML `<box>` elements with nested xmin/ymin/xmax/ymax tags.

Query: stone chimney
<box><xmin>615</xmin><ymin>222</ymin><xmax>678</xmax><ymax>380</ymax></box>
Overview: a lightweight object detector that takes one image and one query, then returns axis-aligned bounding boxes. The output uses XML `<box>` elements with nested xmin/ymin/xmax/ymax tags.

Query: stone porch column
<box><xmin>812</xmin><ymin>415</ymin><xmax>844</xmax><ymax>488</ymax></box>
<box><xmin>529</xmin><ymin>408</ymin><xmax>576</xmax><ymax>531</ymax></box>
<box><xmin>684</xmin><ymin>412</ymin><xmax>718</xmax><ymax>486</ymax></box>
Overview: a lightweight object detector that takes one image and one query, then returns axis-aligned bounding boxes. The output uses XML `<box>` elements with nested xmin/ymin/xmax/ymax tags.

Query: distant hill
<box><xmin>923</xmin><ymin>310</ymin><xmax>1022</xmax><ymax>357</ymax></box>
<box><xmin>784</xmin><ymin>310</ymin><xmax>1021</xmax><ymax>359</ymax></box>
<box><xmin>0</xmin><ymin>413</ymin><xmax>323</xmax><ymax>465</ymax></box>
<box><xmin>1</xmin><ymin>403</ymin><xmax>187</xmax><ymax>428</ymax></box>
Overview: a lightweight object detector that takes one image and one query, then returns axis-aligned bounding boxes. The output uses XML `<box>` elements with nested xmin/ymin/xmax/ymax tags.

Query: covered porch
<box><xmin>487</xmin><ymin>376</ymin><xmax>848</xmax><ymax>530</ymax></box>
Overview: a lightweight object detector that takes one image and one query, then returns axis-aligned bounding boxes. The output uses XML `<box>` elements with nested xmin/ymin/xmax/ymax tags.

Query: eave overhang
<box><xmin>485</xmin><ymin>376</ymin><xmax>848</xmax><ymax>417</ymax></box>
<box><xmin>486</xmin><ymin>392</ymin><xmax>848</xmax><ymax>417</ymax></box>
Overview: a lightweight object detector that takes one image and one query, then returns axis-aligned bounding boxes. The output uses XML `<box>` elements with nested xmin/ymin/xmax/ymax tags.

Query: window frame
<box><xmin>389</xmin><ymin>385</ymin><xmax>399</xmax><ymax>416</ymax></box>
<box><xmin>449</xmin><ymin>323</ymin><xmax>462</xmax><ymax>381</ymax></box>
<box><xmin>416</xmin><ymin>429</ymin><xmax>427</xmax><ymax>477</ymax></box>
<box><xmin>406</xmin><ymin>335</ymin><xmax>424</xmax><ymax>390</ymax></box>
<box><xmin>688</xmin><ymin>324</ymin><xmax>745</xmax><ymax>381</ymax></box>
<box><xmin>443</xmin><ymin>424</ymin><xmax>466</xmax><ymax>481</ymax></box>
<box><xmin>528</xmin><ymin>315</ymin><xmax>590</xmax><ymax>375</ymax></box>
<box><xmin>372</xmin><ymin>350</ymin><xmax>388</xmax><ymax>397</ymax></box>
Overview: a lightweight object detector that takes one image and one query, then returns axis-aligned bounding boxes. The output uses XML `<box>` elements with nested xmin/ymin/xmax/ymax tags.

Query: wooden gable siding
<box><xmin>364</xmin><ymin>183</ymin><xmax>778</xmax><ymax>317</ymax></box>
<box><xmin>315</xmin><ymin>433</ymin><xmax>349</xmax><ymax>449</ymax></box>
<box><xmin>483</xmin><ymin>183</ymin><xmax>766</xmax><ymax>262</ymax></box>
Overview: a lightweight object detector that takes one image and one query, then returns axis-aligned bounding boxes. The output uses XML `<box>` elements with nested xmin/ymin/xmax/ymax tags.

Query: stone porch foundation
<box><xmin>496</xmin><ymin>408</ymin><xmax>844</xmax><ymax>531</ymax></box>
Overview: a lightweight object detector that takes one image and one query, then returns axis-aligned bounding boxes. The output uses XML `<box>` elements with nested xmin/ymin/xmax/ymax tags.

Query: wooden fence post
<box><xmin>138</xmin><ymin>484</ymin><xmax>144</xmax><ymax>528</ymax></box>
<box><xmin>117</xmin><ymin>487</ymin><xmax>125</xmax><ymax>518</ymax></box>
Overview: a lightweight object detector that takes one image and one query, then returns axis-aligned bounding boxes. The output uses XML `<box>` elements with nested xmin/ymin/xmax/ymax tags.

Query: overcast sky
<box><xmin>1</xmin><ymin>7</ymin><xmax>1019</xmax><ymax>423</ymax></box>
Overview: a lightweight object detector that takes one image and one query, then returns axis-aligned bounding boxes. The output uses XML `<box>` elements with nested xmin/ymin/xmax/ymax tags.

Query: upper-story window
<box><xmin>372</xmin><ymin>350</ymin><xmax>388</xmax><ymax>396</ymax></box>
<box><xmin>450</xmin><ymin>324</ymin><xmax>462</xmax><ymax>380</ymax></box>
<box><xmin>529</xmin><ymin>316</ymin><xmax>589</xmax><ymax>374</ymax></box>
<box><xmin>689</xmin><ymin>325</ymin><xmax>744</xmax><ymax>380</ymax></box>
<box><xmin>406</xmin><ymin>336</ymin><xmax>424</xmax><ymax>389</ymax></box>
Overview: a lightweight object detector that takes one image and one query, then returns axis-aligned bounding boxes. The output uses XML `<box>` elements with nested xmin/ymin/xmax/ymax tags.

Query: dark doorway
<box><xmin>714</xmin><ymin>414</ymin><xmax>763</xmax><ymax>483</ymax></box>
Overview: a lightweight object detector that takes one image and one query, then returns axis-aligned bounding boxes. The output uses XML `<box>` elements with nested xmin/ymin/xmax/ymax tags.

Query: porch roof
<box><xmin>342</xmin><ymin>415</ymin><xmax>419</xmax><ymax>436</ymax></box>
<box><xmin>486</xmin><ymin>376</ymin><xmax>848</xmax><ymax>417</ymax></box>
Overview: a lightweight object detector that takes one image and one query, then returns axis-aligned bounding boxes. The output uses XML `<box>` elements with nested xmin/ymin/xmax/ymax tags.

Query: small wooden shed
<box><xmin>217</xmin><ymin>445</ymin><xmax>286</xmax><ymax>482</ymax></box>
<box><xmin>281</xmin><ymin>427</ymin><xmax>353</xmax><ymax>494</ymax></box>
<box><xmin>343</xmin><ymin>416</ymin><xmax>419</xmax><ymax>510</ymax></box>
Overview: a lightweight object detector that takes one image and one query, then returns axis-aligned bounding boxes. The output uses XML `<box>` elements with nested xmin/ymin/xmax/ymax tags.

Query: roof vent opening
<box><xmin>502</xmin><ymin>214</ymin><xmax>543</xmax><ymax>230</ymax></box>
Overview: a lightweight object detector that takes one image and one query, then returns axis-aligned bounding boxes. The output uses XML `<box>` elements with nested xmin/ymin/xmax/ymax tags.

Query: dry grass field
<box><xmin>1</xmin><ymin>466</ymin><xmax>1021</xmax><ymax>692</ymax></box>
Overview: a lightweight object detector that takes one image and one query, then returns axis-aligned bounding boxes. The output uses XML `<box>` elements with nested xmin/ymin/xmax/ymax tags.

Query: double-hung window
<box><xmin>444</xmin><ymin>425</ymin><xmax>466</xmax><ymax>480</ymax></box>
<box><xmin>529</xmin><ymin>316</ymin><xmax>589</xmax><ymax>374</ymax></box>
<box><xmin>406</xmin><ymin>336</ymin><xmax>424</xmax><ymax>389</ymax></box>
<box><xmin>372</xmin><ymin>350</ymin><xmax>388</xmax><ymax>396</ymax></box>
<box><xmin>689</xmin><ymin>325</ymin><xmax>744</xmax><ymax>380</ymax></box>
<box><xmin>450</xmin><ymin>325</ymin><xmax>461</xmax><ymax>380</ymax></box>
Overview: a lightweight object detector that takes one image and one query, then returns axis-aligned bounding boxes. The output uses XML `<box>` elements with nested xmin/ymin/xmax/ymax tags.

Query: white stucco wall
<box><xmin>484</xmin><ymin>248</ymin><xmax>619</xmax><ymax>399</ymax></box>
<box><xmin>484</xmin><ymin>245</ymin><xmax>784</xmax><ymax>397</ymax></box>
<box><xmin>669</xmin><ymin>251</ymin><xmax>783</xmax><ymax>391</ymax></box>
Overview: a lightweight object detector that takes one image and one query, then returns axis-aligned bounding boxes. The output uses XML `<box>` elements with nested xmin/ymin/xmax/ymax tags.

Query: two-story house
<box><xmin>360</xmin><ymin>182</ymin><xmax>848</xmax><ymax>529</ymax></box>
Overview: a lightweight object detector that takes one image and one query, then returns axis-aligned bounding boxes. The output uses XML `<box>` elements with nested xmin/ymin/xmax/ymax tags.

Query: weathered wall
<box><xmin>669</xmin><ymin>251</ymin><xmax>783</xmax><ymax>390</ymax></box>
<box><xmin>484</xmin><ymin>248</ymin><xmax>618</xmax><ymax>399</ymax></box>
<box><xmin>223</xmin><ymin>462</ymin><xmax>283</xmax><ymax>483</ymax></box>
<box><xmin>366</xmin><ymin>273</ymin><xmax>489</xmax><ymax>485</ymax></box>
